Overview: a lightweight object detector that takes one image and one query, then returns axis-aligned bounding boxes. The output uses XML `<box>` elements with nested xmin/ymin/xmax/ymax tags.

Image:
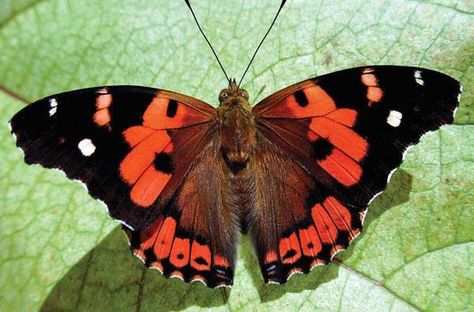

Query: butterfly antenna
<box><xmin>185</xmin><ymin>0</ymin><xmax>231</xmax><ymax>83</ymax></box>
<box><xmin>238</xmin><ymin>0</ymin><xmax>287</xmax><ymax>87</ymax></box>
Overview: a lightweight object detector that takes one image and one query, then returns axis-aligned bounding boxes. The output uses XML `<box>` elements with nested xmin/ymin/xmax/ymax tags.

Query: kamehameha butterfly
<box><xmin>10</xmin><ymin>0</ymin><xmax>461</xmax><ymax>287</ymax></box>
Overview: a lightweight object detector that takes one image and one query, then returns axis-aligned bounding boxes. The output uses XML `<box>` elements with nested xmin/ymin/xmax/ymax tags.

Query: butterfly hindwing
<box><xmin>249</xmin><ymin>132</ymin><xmax>364</xmax><ymax>283</ymax></box>
<box><xmin>251</xmin><ymin>66</ymin><xmax>461</xmax><ymax>283</ymax></box>
<box><xmin>9</xmin><ymin>86</ymin><xmax>217</xmax><ymax>230</ymax></box>
<box><xmin>123</xmin><ymin>137</ymin><xmax>238</xmax><ymax>287</ymax></box>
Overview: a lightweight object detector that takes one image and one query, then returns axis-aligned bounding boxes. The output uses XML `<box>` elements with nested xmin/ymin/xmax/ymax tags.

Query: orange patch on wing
<box><xmin>154</xmin><ymin>217</ymin><xmax>176</xmax><ymax>259</ymax></box>
<box><xmin>317</xmin><ymin>204</ymin><xmax>343</xmax><ymax>249</ymax></box>
<box><xmin>361</xmin><ymin>71</ymin><xmax>378</xmax><ymax>86</ymax></box>
<box><xmin>93</xmin><ymin>91</ymin><xmax>113</xmax><ymax>127</ymax></box>
<box><xmin>264</xmin><ymin>251</ymin><xmax>278</xmax><ymax>263</ymax></box>
<box><xmin>133</xmin><ymin>249</ymin><xmax>145</xmax><ymax>260</ymax></box>
<box><xmin>307</xmin><ymin>130</ymin><xmax>321</xmax><ymax>141</ymax></box>
<box><xmin>190</xmin><ymin>241</ymin><xmax>211</xmax><ymax>271</ymax></box>
<box><xmin>367</xmin><ymin>87</ymin><xmax>383</xmax><ymax>103</ymax></box>
<box><xmin>326</xmin><ymin>109</ymin><xmax>357</xmax><ymax>127</ymax></box>
<box><xmin>324</xmin><ymin>197</ymin><xmax>354</xmax><ymax>234</ymax></box>
<box><xmin>93</xmin><ymin>110</ymin><xmax>111</xmax><ymax>127</ymax></box>
<box><xmin>361</xmin><ymin>69</ymin><xmax>383</xmax><ymax>105</ymax></box>
<box><xmin>309</xmin><ymin>117</ymin><xmax>368</xmax><ymax>162</ymax></box>
<box><xmin>214</xmin><ymin>255</ymin><xmax>229</xmax><ymax>267</ymax></box>
<box><xmin>170</xmin><ymin>237</ymin><xmax>191</xmax><ymax>268</ymax></box>
<box><xmin>143</xmin><ymin>96</ymin><xmax>210</xmax><ymax>129</ymax></box>
<box><xmin>123</xmin><ymin>126</ymin><xmax>155</xmax><ymax>147</ymax></box>
<box><xmin>318</xmin><ymin>149</ymin><xmax>362</xmax><ymax>186</ymax></box>
<box><xmin>130</xmin><ymin>166</ymin><xmax>171</xmax><ymax>207</ymax></box>
<box><xmin>96</xmin><ymin>95</ymin><xmax>112</xmax><ymax>109</ymax></box>
<box><xmin>279</xmin><ymin>232</ymin><xmax>302</xmax><ymax>264</ymax></box>
<box><xmin>299</xmin><ymin>225</ymin><xmax>322</xmax><ymax>257</ymax></box>
<box><xmin>120</xmin><ymin>131</ymin><xmax>171</xmax><ymax>185</ymax></box>
<box><xmin>263</xmin><ymin>86</ymin><xmax>337</xmax><ymax>118</ymax></box>
<box><xmin>311</xmin><ymin>204</ymin><xmax>337</xmax><ymax>245</ymax></box>
<box><xmin>139</xmin><ymin>215</ymin><xmax>164</xmax><ymax>250</ymax></box>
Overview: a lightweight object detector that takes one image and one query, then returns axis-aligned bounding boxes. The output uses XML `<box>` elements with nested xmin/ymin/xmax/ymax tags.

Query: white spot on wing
<box><xmin>170</xmin><ymin>274</ymin><xmax>184</xmax><ymax>281</ymax></box>
<box><xmin>414</xmin><ymin>70</ymin><xmax>424</xmax><ymax>86</ymax></box>
<box><xmin>266</xmin><ymin>263</ymin><xmax>277</xmax><ymax>271</ymax></box>
<box><xmin>310</xmin><ymin>262</ymin><xmax>323</xmax><ymax>271</ymax></box>
<box><xmin>387</xmin><ymin>110</ymin><xmax>402</xmax><ymax>127</ymax></box>
<box><xmin>190</xmin><ymin>277</ymin><xmax>207</xmax><ymax>286</ymax></box>
<box><xmin>96</xmin><ymin>88</ymin><xmax>108</xmax><ymax>94</ymax></box>
<box><xmin>453</xmin><ymin>106</ymin><xmax>458</xmax><ymax>119</ymax></box>
<box><xmin>9</xmin><ymin>121</ymin><xmax>25</xmax><ymax>158</ymax></box>
<box><xmin>49</xmin><ymin>107</ymin><xmax>57</xmax><ymax>116</ymax></box>
<box><xmin>402</xmin><ymin>145</ymin><xmax>414</xmax><ymax>162</ymax></box>
<box><xmin>73</xmin><ymin>178</ymin><xmax>89</xmax><ymax>192</ymax></box>
<box><xmin>286</xmin><ymin>270</ymin><xmax>303</xmax><ymax>280</ymax></box>
<box><xmin>457</xmin><ymin>85</ymin><xmax>463</xmax><ymax>104</ymax></box>
<box><xmin>97</xmin><ymin>199</ymin><xmax>109</xmax><ymax>214</ymax></box>
<box><xmin>78</xmin><ymin>138</ymin><xmax>96</xmax><ymax>156</ymax></box>
<box><xmin>49</xmin><ymin>98</ymin><xmax>59</xmax><ymax>116</ymax></box>
<box><xmin>386</xmin><ymin>168</ymin><xmax>397</xmax><ymax>184</ymax></box>
<box><xmin>119</xmin><ymin>220</ymin><xmax>135</xmax><ymax>230</ymax></box>
<box><xmin>150</xmin><ymin>265</ymin><xmax>164</xmax><ymax>274</ymax></box>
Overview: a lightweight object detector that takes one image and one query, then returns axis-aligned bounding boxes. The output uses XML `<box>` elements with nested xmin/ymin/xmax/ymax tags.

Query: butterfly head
<box><xmin>218</xmin><ymin>78</ymin><xmax>249</xmax><ymax>105</ymax></box>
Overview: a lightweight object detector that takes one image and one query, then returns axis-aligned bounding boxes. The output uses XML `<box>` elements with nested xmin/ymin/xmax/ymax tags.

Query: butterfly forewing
<box><xmin>9</xmin><ymin>86</ymin><xmax>217</xmax><ymax>230</ymax></box>
<box><xmin>251</xmin><ymin>66</ymin><xmax>461</xmax><ymax>283</ymax></box>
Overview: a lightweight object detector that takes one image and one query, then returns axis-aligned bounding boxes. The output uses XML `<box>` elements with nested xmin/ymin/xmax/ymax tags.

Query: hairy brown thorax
<box><xmin>217</xmin><ymin>79</ymin><xmax>256</xmax><ymax>173</ymax></box>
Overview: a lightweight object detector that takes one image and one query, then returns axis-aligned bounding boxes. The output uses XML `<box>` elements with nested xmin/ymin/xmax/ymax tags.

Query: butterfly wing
<box><xmin>10</xmin><ymin>86</ymin><xmax>216</xmax><ymax>230</ymax></box>
<box><xmin>11</xmin><ymin>86</ymin><xmax>239</xmax><ymax>287</ymax></box>
<box><xmin>251</xmin><ymin>66</ymin><xmax>461</xmax><ymax>283</ymax></box>
<box><xmin>123</xmin><ymin>137</ymin><xmax>238</xmax><ymax>287</ymax></box>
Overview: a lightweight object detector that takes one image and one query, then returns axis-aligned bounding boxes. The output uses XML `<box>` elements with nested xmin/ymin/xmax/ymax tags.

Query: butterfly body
<box><xmin>10</xmin><ymin>66</ymin><xmax>461</xmax><ymax>288</ymax></box>
<box><xmin>217</xmin><ymin>79</ymin><xmax>255</xmax><ymax>172</ymax></box>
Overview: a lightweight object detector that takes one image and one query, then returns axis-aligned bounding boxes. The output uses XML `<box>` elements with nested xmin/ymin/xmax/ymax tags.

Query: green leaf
<box><xmin>0</xmin><ymin>0</ymin><xmax>40</xmax><ymax>26</ymax></box>
<box><xmin>0</xmin><ymin>0</ymin><xmax>472</xmax><ymax>311</ymax></box>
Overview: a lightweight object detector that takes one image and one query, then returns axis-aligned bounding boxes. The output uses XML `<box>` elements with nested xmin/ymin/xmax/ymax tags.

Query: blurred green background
<box><xmin>0</xmin><ymin>0</ymin><xmax>473</xmax><ymax>311</ymax></box>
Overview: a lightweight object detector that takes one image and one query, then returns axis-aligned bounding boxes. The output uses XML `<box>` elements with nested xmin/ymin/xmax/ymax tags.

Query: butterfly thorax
<box><xmin>217</xmin><ymin>80</ymin><xmax>256</xmax><ymax>173</ymax></box>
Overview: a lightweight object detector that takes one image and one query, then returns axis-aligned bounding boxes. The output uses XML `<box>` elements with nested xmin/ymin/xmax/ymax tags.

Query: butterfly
<box><xmin>9</xmin><ymin>1</ymin><xmax>461</xmax><ymax>288</ymax></box>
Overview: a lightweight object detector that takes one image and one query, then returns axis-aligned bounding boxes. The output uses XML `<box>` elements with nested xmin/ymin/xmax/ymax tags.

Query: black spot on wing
<box><xmin>195</xmin><ymin>257</ymin><xmax>209</xmax><ymax>265</ymax></box>
<box><xmin>166</xmin><ymin>100</ymin><xmax>178</xmax><ymax>118</ymax></box>
<box><xmin>311</xmin><ymin>138</ymin><xmax>333</xmax><ymax>161</ymax></box>
<box><xmin>144</xmin><ymin>248</ymin><xmax>157</xmax><ymax>266</ymax></box>
<box><xmin>154</xmin><ymin>152</ymin><xmax>173</xmax><ymax>173</ymax></box>
<box><xmin>282</xmin><ymin>249</ymin><xmax>297</xmax><ymax>260</ymax></box>
<box><xmin>294</xmin><ymin>90</ymin><xmax>309</xmax><ymax>107</ymax></box>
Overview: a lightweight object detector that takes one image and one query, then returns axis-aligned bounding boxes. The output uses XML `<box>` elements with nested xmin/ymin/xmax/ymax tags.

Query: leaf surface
<box><xmin>0</xmin><ymin>1</ymin><xmax>472</xmax><ymax>311</ymax></box>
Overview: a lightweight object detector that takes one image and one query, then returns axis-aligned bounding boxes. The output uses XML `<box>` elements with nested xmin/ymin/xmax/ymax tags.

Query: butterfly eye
<box><xmin>219</xmin><ymin>90</ymin><xmax>229</xmax><ymax>102</ymax></box>
<box><xmin>239</xmin><ymin>90</ymin><xmax>249</xmax><ymax>100</ymax></box>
